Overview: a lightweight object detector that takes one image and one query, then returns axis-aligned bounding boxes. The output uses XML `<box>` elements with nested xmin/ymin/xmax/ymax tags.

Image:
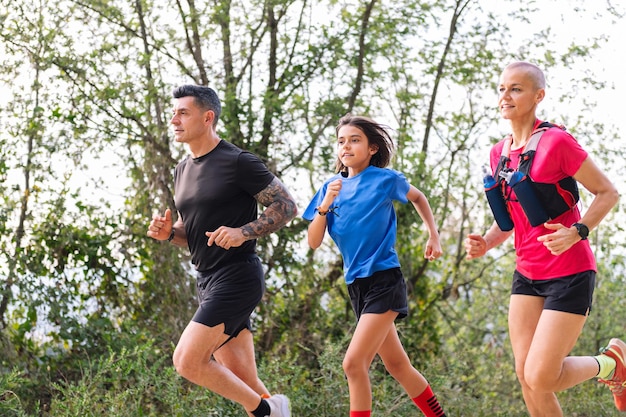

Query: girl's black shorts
<box><xmin>511</xmin><ymin>269</ymin><xmax>595</xmax><ymax>316</ymax></box>
<box><xmin>192</xmin><ymin>254</ymin><xmax>265</xmax><ymax>337</ymax></box>
<box><xmin>348</xmin><ymin>267</ymin><xmax>408</xmax><ymax>321</ymax></box>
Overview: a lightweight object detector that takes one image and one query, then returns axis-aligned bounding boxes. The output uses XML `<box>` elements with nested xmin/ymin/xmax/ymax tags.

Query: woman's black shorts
<box><xmin>192</xmin><ymin>254</ymin><xmax>265</xmax><ymax>337</ymax></box>
<box><xmin>511</xmin><ymin>269</ymin><xmax>595</xmax><ymax>316</ymax></box>
<box><xmin>348</xmin><ymin>267</ymin><xmax>408</xmax><ymax>321</ymax></box>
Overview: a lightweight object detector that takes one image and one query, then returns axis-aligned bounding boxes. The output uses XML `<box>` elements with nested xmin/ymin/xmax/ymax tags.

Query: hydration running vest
<box><xmin>494</xmin><ymin>121</ymin><xmax>580</xmax><ymax>222</ymax></box>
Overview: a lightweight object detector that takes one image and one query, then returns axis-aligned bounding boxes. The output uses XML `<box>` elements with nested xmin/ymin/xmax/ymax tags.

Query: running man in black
<box><xmin>147</xmin><ymin>85</ymin><xmax>297</xmax><ymax>417</ymax></box>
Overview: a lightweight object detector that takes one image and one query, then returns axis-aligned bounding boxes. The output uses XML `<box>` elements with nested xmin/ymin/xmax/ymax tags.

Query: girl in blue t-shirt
<box><xmin>303</xmin><ymin>114</ymin><xmax>446</xmax><ymax>417</ymax></box>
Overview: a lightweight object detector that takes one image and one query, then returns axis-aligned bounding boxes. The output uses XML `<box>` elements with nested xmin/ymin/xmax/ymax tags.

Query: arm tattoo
<box><xmin>241</xmin><ymin>177</ymin><xmax>297</xmax><ymax>239</ymax></box>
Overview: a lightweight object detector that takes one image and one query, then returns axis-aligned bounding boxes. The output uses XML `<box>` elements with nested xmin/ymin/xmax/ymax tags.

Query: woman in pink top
<box><xmin>465</xmin><ymin>61</ymin><xmax>623</xmax><ymax>415</ymax></box>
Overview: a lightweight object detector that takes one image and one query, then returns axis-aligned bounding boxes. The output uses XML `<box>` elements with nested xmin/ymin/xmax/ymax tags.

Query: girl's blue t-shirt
<box><xmin>303</xmin><ymin>166</ymin><xmax>409</xmax><ymax>284</ymax></box>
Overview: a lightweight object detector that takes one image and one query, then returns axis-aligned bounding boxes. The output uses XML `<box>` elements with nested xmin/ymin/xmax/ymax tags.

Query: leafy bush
<box><xmin>0</xmin><ymin>370</ymin><xmax>31</xmax><ymax>417</ymax></box>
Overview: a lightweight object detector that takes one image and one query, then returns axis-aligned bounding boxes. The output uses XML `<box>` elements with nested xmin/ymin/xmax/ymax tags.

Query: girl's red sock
<box><xmin>350</xmin><ymin>411</ymin><xmax>371</xmax><ymax>417</ymax></box>
<box><xmin>412</xmin><ymin>385</ymin><xmax>446</xmax><ymax>417</ymax></box>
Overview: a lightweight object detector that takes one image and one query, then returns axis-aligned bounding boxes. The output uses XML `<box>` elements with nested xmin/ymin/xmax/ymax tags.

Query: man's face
<box><xmin>170</xmin><ymin>96</ymin><xmax>211</xmax><ymax>144</ymax></box>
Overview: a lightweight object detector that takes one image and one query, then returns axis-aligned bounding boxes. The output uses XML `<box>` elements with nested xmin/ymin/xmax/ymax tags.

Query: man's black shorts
<box><xmin>511</xmin><ymin>269</ymin><xmax>595</xmax><ymax>316</ymax></box>
<box><xmin>192</xmin><ymin>254</ymin><xmax>265</xmax><ymax>337</ymax></box>
<box><xmin>348</xmin><ymin>267</ymin><xmax>408</xmax><ymax>321</ymax></box>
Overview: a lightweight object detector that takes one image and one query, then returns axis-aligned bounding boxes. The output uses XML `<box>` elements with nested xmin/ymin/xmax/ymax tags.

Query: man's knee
<box><xmin>172</xmin><ymin>345</ymin><xmax>194</xmax><ymax>378</ymax></box>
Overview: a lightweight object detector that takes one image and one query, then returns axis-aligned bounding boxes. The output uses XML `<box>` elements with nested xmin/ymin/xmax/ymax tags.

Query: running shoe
<box><xmin>598</xmin><ymin>338</ymin><xmax>626</xmax><ymax>411</ymax></box>
<box><xmin>265</xmin><ymin>394</ymin><xmax>291</xmax><ymax>417</ymax></box>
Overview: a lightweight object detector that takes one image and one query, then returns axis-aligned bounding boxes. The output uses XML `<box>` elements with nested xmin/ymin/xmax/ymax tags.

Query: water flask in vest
<box><xmin>483</xmin><ymin>166</ymin><xmax>514</xmax><ymax>231</ymax></box>
<box><xmin>505</xmin><ymin>170</ymin><xmax>550</xmax><ymax>227</ymax></box>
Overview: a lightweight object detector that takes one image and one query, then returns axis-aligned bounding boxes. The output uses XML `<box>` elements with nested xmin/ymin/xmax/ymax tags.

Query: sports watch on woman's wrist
<box><xmin>572</xmin><ymin>222</ymin><xmax>589</xmax><ymax>240</ymax></box>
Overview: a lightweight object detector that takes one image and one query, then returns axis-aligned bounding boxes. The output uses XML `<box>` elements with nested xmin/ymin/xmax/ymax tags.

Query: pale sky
<box><xmin>498</xmin><ymin>0</ymin><xmax>625</xmax><ymax>129</ymax></box>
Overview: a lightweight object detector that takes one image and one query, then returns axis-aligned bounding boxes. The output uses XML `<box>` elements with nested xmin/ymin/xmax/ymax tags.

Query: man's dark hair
<box><xmin>172</xmin><ymin>85</ymin><xmax>222</xmax><ymax>127</ymax></box>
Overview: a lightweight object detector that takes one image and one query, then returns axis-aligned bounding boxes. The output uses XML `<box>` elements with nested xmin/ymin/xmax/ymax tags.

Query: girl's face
<box><xmin>498</xmin><ymin>67</ymin><xmax>544</xmax><ymax>122</ymax></box>
<box><xmin>336</xmin><ymin>125</ymin><xmax>378</xmax><ymax>176</ymax></box>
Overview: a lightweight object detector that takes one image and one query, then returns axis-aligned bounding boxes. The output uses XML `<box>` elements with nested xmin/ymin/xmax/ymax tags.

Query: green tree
<box><xmin>0</xmin><ymin>0</ymin><xmax>624</xmax><ymax>415</ymax></box>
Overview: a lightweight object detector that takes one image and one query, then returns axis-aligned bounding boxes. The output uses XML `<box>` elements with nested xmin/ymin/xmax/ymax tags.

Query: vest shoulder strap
<box><xmin>495</xmin><ymin>121</ymin><xmax>566</xmax><ymax>177</ymax></box>
<box><xmin>523</xmin><ymin>122</ymin><xmax>565</xmax><ymax>152</ymax></box>
<box><xmin>518</xmin><ymin>122</ymin><xmax>566</xmax><ymax>175</ymax></box>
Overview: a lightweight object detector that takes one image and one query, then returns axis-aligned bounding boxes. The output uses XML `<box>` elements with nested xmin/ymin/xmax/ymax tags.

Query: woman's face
<box><xmin>498</xmin><ymin>67</ymin><xmax>545</xmax><ymax>122</ymax></box>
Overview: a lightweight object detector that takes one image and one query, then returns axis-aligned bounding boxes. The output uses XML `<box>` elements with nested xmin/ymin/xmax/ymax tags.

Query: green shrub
<box><xmin>0</xmin><ymin>369</ymin><xmax>31</xmax><ymax>417</ymax></box>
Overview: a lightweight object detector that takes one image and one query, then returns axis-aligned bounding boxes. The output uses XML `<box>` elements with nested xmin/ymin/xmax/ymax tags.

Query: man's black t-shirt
<box><xmin>174</xmin><ymin>140</ymin><xmax>275</xmax><ymax>271</ymax></box>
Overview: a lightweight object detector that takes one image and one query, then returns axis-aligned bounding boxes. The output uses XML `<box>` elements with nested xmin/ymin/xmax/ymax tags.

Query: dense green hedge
<box><xmin>2</xmin><ymin>330</ymin><xmax>623</xmax><ymax>417</ymax></box>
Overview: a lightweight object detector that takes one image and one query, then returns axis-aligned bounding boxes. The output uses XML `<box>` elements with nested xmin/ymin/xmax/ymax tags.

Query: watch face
<box><xmin>575</xmin><ymin>223</ymin><xmax>589</xmax><ymax>239</ymax></box>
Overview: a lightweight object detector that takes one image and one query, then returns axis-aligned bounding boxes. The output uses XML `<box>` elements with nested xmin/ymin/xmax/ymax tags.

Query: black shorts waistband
<box><xmin>197</xmin><ymin>252</ymin><xmax>259</xmax><ymax>277</ymax></box>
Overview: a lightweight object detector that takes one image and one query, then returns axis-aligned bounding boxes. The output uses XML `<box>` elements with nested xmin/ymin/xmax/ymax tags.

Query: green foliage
<box><xmin>50</xmin><ymin>342</ymin><xmax>183</xmax><ymax>416</ymax></box>
<box><xmin>0</xmin><ymin>0</ymin><xmax>624</xmax><ymax>416</ymax></box>
<box><xmin>2</xmin><ymin>323</ymin><xmax>622</xmax><ymax>416</ymax></box>
<box><xmin>0</xmin><ymin>369</ymin><xmax>31</xmax><ymax>417</ymax></box>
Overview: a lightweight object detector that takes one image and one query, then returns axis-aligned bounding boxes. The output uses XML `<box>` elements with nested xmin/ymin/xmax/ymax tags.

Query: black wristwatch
<box><xmin>572</xmin><ymin>223</ymin><xmax>589</xmax><ymax>240</ymax></box>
